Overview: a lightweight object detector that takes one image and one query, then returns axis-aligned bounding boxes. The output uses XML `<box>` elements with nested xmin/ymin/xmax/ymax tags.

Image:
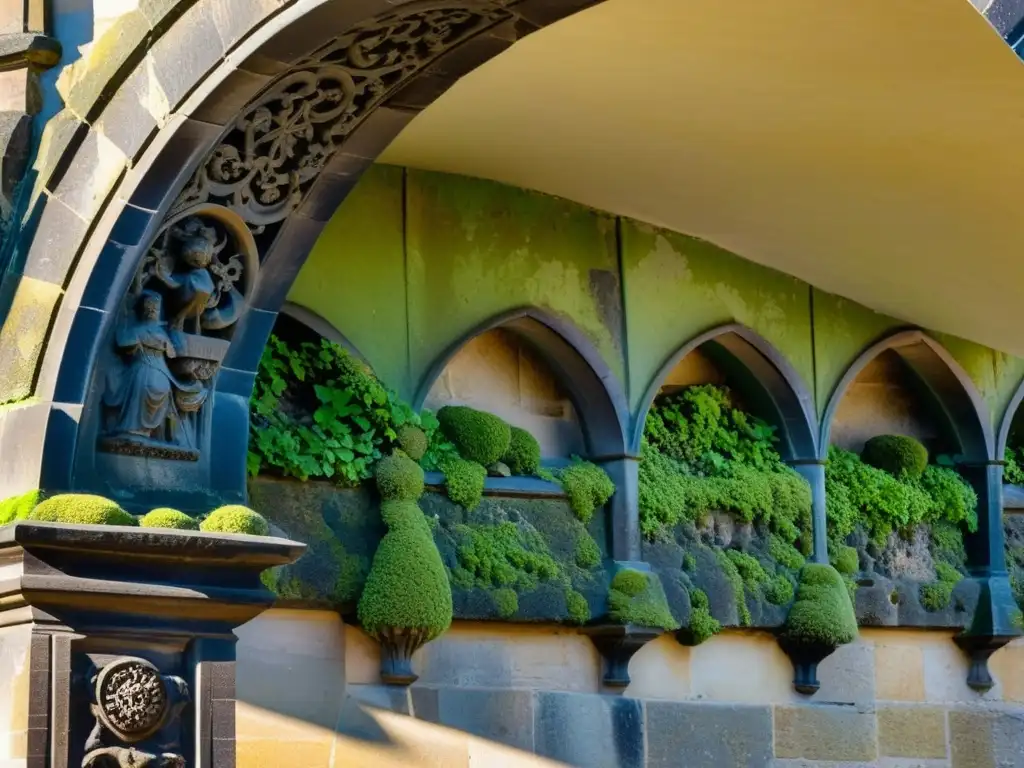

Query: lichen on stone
<box><xmin>140</xmin><ymin>508</ymin><xmax>199</xmax><ymax>530</ymax></box>
<box><xmin>30</xmin><ymin>494</ymin><xmax>136</xmax><ymax>527</ymax></box>
<box><xmin>200</xmin><ymin>505</ymin><xmax>270</xmax><ymax>536</ymax></box>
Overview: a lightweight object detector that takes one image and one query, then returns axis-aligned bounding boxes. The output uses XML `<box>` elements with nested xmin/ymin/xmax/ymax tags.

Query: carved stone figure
<box><xmin>82</xmin><ymin>657</ymin><xmax>189</xmax><ymax>768</ymax></box>
<box><xmin>99</xmin><ymin>212</ymin><xmax>252</xmax><ymax>461</ymax></box>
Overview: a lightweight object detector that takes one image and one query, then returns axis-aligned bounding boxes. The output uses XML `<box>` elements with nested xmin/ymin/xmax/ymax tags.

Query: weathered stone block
<box><xmin>48</xmin><ymin>127</ymin><xmax>127</xmax><ymax>221</ymax></box>
<box><xmin>533</xmin><ymin>691</ymin><xmax>643</xmax><ymax>768</ymax></box>
<box><xmin>149</xmin><ymin>1</ymin><xmax>227</xmax><ymax>111</ymax></box>
<box><xmin>877</xmin><ymin>705</ymin><xmax>947</xmax><ymax>759</ymax></box>
<box><xmin>812</xmin><ymin>641</ymin><xmax>876</xmax><ymax>706</ymax></box>
<box><xmin>949</xmin><ymin>709</ymin><xmax>1024</xmax><ymax>768</ymax></box>
<box><xmin>348</xmin><ymin>684</ymin><xmax>411</xmax><ymax>715</ymax></box>
<box><xmin>773</xmin><ymin>704</ymin><xmax>877</xmax><ymax>762</ymax></box>
<box><xmin>875</xmin><ymin>640</ymin><xmax>926</xmax><ymax>702</ymax></box>
<box><xmin>411</xmin><ymin>686</ymin><xmax>535</xmax><ymax>752</ymax></box>
<box><xmin>646</xmin><ymin>701</ymin><xmax>772</xmax><ymax>768</ymax></box>
<box><xmin>208</xmin><ymin>0</ymin><xmax>286</xmax><ymax>52</ymax></box>
<box><xmin>94</xmin><ymin>58</ymin><xmax>165</xmax><ymax>160</ymax></box>
<box><xmin>0</xmin><ymin>275</ymin><xmax>60</xmax><ymax>403</ymax></box>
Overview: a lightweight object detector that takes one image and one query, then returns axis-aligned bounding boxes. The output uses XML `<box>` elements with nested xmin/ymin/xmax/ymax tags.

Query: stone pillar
<box><xmin>593</xmin><ymin>454</ymin><xmax>641</xmax><ymax>563</ymax></box>
<box><xmin>791</xmin><ymin>459</ymin><xmax>828</xmax><ymax>564</ymax></box>
<box><xmin>955</xmin><ymin>460</ymin><xmax>1021</xmax><ymax>691</ymax></box>
<box><xmin>0</xmin><ymin>521</ymin><xmax>303</xmax><ymax>767</ymax></box>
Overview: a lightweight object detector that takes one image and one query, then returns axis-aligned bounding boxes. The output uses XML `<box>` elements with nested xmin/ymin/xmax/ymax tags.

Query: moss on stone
<box><xmin>438</xmin><ymin>405</ymin><xmax>511</xmax><ymax>465</ymax></box>
<box><xmin>376</xmin><ymin>453</ymin><xmax>425</xmax><ymax>502</ymax></box>
<box><xmin>30</xmin><ymin>494</ymin><xmax>137</xmax><ymax>526</ymax></box>
<box><xmin>832</xmin><ymin>545</ymin><xmax>859</xmax><ymax>576</ymax></box>
<box><xmin>381</xmin><ymin>499</ymin><xmax>426</xmax><ymax>529</ymax></box>
<box><xmin>679</xmin><ymin>588</ymin><xmax>721</xmax><ymax>645</ymax></box>
<box><xmin>0</xmin><ymin>489</ymin><xmax>39</xmax><ymax>525</ymax></box>
<box><xmin>769</xmin><ymin>534</ymin><xmax>806</xmax><ymax>571</ymax></box>
<box><xmin>396</xmin><ymin>425</ymin><xmax>428</xmax><ymax>462</ymax></box>
<box><xmin>780</xmin><ymin>564</ymin><xmax>858</xmax><ymax>647</ymax></box>
<box><xmin>565</xmin><ymin>589</ymin><xmax>590</xmax><ymax>624</ymax></box>
<box><xmin>140</xmin><ymin>508</ymin><xmax>199</xmax><ymax>530</ymax></box>
<box><xmin>492</xmin><ymin>587</ymin><xmax>519</xmax><ymax>618</ymax></box>
<box><xmin>919</xmin><ymin>560</ymin><xmax>963</xmax><ymax>612</ymax></box>
<box><xmin>608</xmin><ymin>569</ymin><xmax>679</xmax><ymax>630</ymax></box>
<box><xmin>502</xmin><ymin>426</ymin><xmax>541</xmax><ymax>476</ymax></box>
<box><xmin>764</xmin><ymin>574</ymin><xmax>795</xmax><ymax>606</ymax></box>
<box><xmin>862</xmin><ymin>435</ymin><xmax>928</xmax><ymax>479</ymax></box>
<box><xmin>200</xmin><ymin>505</ymin><xmax>270</xmax><ymax>536</ymax></box>
<box><xmin>683</xmin><ymin>553</ymin><xmax>697</xmax><ymax>572</ymax></box>
<box><xmin>726</xmin><ymin>549</ymin><xmax>770</xmax><ymax>590</ymax></box>
<box><xmin>574</xmin><ymin>534</ymin><xmax>601</xmax><ymax>569</ymax></box>
<box><xmin>440</xmin><ymin>456</ymin><xmax>486</xmax><ymax>511</ymax></box>
<box><xmin>453</xmin><ymin>521</ymin><xmax>561</xmax><ymax>590</ymax></box>
<box><xmin>714</xmin><ymin>548</ymin><xmax>751</xmax><ymax>626</ymax></box>
<box><xmin>559</xmin><ymin>460</ymin><xmax>615</xmax><ymax>524</ymax></box>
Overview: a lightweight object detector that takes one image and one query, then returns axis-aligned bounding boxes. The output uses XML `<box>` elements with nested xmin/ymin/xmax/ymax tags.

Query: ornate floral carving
<box><xmin>170</xmin><ymin>4</ymin><xmax>512</xmax><ymax>229</ymax></box>
<box><xmin>99</xmin><ymin>208</ymin><xmax>256</xmax><ymax>461</ymax></box>
<box><xmin>82</xmin><ymin>657</ymin><xmax>190</xmax><ymax>768</ymax></box>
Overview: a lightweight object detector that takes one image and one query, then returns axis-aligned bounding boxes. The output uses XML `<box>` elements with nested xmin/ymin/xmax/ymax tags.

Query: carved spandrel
<box><xmin>98</xmin><ymin>210</ymin><xmax>256</xmax><ymax>462</ymax></box>
<box><xmin>83</xmin><ymin>657</ymin><xmax>189</xmax><ymax>768</ymax></box>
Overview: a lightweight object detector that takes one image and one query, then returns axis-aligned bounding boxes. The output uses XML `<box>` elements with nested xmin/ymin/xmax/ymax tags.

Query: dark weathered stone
<box><xmin>773</xmin><ymin>704</ymin><xmax>877</xmax><ymax>762</ymax></box>
<box><xmin>582</xmin><ymin>625</ymin><xmax>662</xmax><ymax>689</ymax></box>
<box><xmin>0</xmin><ymin>274</ymin><xmax>61</xmax><ymax>403</ymax></box>
<box><xmin>646</xmin><ymin>701</ymin><xmax>772</xmax><ymax>768</ymax></box>
<box><xmin>19</xmin><ymin>193</ymin><xmax>88</xmax><ymax>284</ymax></box>
<box><xmin>411</xmin><ymin>687</ymin><xmax>535</xmax><ymax>751</ymax></box>
<box><xmin>148</xmin><ymin>2</ymin><xmax>227</xmax><ymax>111</ymax></box>
<box><xmin>534</xmin><ymin>691</ymin><xmax>644</xmax><ymax>768</ymax></box>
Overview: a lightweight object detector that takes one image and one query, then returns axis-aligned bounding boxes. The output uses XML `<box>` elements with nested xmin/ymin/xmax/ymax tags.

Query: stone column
<box><xmin>0</xmin><ymin>521</ymin><xmax>303</xmax><ymax>767</ymax></box>
<box><xmin>955</xmin><ymin>460</ymin><xmax>1021</xmax><ymax>691</ymax></box>
<box><xmin>791</xmin><ymin>459</ymin><xmax>828</xmax><ymax>564</ymax></box>
<box><xmin>593</xmin><ymin>454</ymin><xmax>641</xmax><ymax>563</ymax></box>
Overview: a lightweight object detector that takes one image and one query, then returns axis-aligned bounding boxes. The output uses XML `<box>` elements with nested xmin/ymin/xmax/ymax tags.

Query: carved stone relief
<box><xmin>98</xmin><ymin>208</ymin><xmax>257</xmax><ymax>461</ymax></box>
<box><xmin>83</xmin><ymin>657</ymin><xmax>190</xmax><ymax>768</ymax></box>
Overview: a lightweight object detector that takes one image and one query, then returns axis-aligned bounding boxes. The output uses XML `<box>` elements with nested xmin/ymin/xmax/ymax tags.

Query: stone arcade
<box><xmin>4</xmin><ymin>1</ymin><xmax>1024</xmax><ymax>766</ymax></box>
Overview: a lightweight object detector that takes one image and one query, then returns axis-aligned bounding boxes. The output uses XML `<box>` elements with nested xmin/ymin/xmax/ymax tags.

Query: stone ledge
<box><xmin>0</xmin><ymin>33</ymin><xmax>61</xmax><ymax>70</ymax></box>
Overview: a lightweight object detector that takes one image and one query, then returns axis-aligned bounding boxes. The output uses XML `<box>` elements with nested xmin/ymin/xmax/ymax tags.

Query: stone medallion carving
<box><xmin>170</xmin><ymin>4</ymin><xmax>513</xmax><ymax>237</ymax></box>
<box><xmin>98</xmin><ymin>205</ymin><xmax>257</xmax><ymax>461</ymax></box>
<box><xmin>94</xmin><ymin>658</ymin><xmax>170</xmax><ymax>741</ymax></box>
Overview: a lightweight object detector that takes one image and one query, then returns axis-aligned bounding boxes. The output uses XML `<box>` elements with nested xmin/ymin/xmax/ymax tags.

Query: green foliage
<box><xmin>0</xmin><ymin>489</ymin><xmax>39</xmax><ymax>525</ymax></box>
<box><xmin>781</xmin><ymin>564</ymin><xmax>858</xmax><ymax>647</ymax></box>
<box><xmin>380</xmin><ymin>500</ymin><xmax>425</xmax><ymax>529</ymax></box>
<box><xmin>765</xmin><ymin>574</ymin><xmax>795</xmax><ymax>606</ymax></box>
<box><xmin>140</xmin><ymin>508</ymin><xmax>199</xmax><ymax>530</ymax></box>
<box><xmin>919</xmin><ymin>561</ymin><xmax>963</xmax><ymax>612</ymax></box>
<box><xmin>831</xmin><ymin>545</ymin><xmax>859</xmax><ymax>576</ymax></box>
<box><xmin>825</xmin><ymin>446</ymin><xmax>977</xmax><ymax>547</ymax></box>
<box><xmin>437</xmin><ymin>405</ymin><xmax>511</xmax><ymax>466</ymax></box>
<box><xmin>492</xmin><ymin>587</ymin><xmax>519</xmax><ymax>619</ymax></box>
<box><xmin>440</xmin><ymin>456</ymin><xmax>486</xmax><ymax>511</ymax></box>
<box><xmin>375</xmin><ymin>453</ymin><xmax>425</xmax><ymax>502</ymax></box>
<box><xmin>30</xmin><ymin>494</ymin><xmax>136</xmax><ymax>526</ymax></box>
<box><xmin>769</xmin><ymin>534</ymin><xmax>806</xmax><ymax>571</ymax></box>
<box><xmin>200</xmin><ymin>505</ymin><xmax>270</xmax><ymax>536</ymax></box>
<box><xmin>931</xmin><ymin>522</ymin><xmax>968</xmax><ymax>566</ymax></box>
<box><xmin>566</xmin><ymin>589</ymin><xmax>591</xmax><ymax>624</ymax></box>
<box><xmin>726</xmin><ymin>550</ymin><xmax>770</xmax><ymax>595</ymax></box>
<box><xmin>558</xmin><ymin>460</ymin><xmax>615</xmax><ymax>524</ymax></box>
<box><xmin>715</xmin><ymin>549</ymin><xmax>751</xmax><ymax>625</ymax></box>
<box><xmin>502</xmin><ymin>426</ymin><xmax>541</xmax><ymax>476</ymax></box>
<box><xmin>1006</xmin><ymin>446</ymin><xmax>1024</xmax><ymax>485</ymax></box>
<box><xmin>862</xmin><ymin>435</ymin><xmax>928</xmax><ymax>479</ymax></box>
<box><xmin>574</xmin><ymin>534</ymin><xmax>601</xmax><ymax>569</ymax></box>
<box><xmin>452</xmin><ymin>521</ymin><xmax>561</xmax><ymax>590</ymax></box>
<box><xmin>683</xmin><ymin>553</ymin><xmax>697</xmax><ymax>572</ymax></box>
<box><xmin>396</xmin><ymin>425</ymin><xmax>428</xmax><ymax>462</ymax></box>
<box><xmin>607</xmin><ymin>569</ymin><xmax>679</xmax><ymax>630</ymax></box>
<box><xmin>680</xmin><ymin>588</ymin><xmax>721</xmax><ymax>645</ymax></box>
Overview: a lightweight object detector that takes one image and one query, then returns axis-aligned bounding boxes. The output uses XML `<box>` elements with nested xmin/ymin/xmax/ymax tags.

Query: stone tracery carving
<box><xmin>170</xmin><ymin>4</ymin><xmax>513</xmax><ymax>232</ymax></box>
<box><xmin>82</xmin><ymin>657</ymin><xmax>189</xmax><ymax>768</ymax></box>
<box><xmin>99</xmin><ymin>209</ymin><xmax>256</xmax><ymax>461</ymax></box>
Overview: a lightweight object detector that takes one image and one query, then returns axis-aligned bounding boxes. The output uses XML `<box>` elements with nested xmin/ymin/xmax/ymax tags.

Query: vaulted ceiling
<box><xmin>381</xmin><ymin>0</ymin><xmax>1024</xmax><ymax>355</ymax></box>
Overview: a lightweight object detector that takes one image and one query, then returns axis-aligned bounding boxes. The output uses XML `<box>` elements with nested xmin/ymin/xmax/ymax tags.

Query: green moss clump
<box><xmin>375</xmin><ymin>453</ymin><xmax>425</xmax><ymax>502</ymax></box>
<box><xmin>862</xmin><ymin>435</ymin><xmax>928</xmax><ymax>479</ymax></box>
<box><xmin>608</xmin><ymin>569</ymin><xmax>679</xmax><ymax>630</ymax></box>
<box><xmin>453</xmin><ymin>521</ymin><xmax>561</xmax><ymax>590</ymax></box>
<box><xmin>683</xmin><ymin>553</ymin><xmax>697</xmax><ymax>572</ymax></box>
<box><xmin>574</xmin><ymin>535</ymin><xmax>601</xmax><ymax>569</ymax></box>
<box><xmin>715</xmin><ymin>549</ymin><xmax>751</xmax><ymax>626</ymax></box>
<box><xmin>559</xmin><ymin>460</ymin><xmax>615</xmax><ymax>524</ymax></box>
<box><xmin>769</xmin><ymin>534</ymin><xmax>806</xmax><ymax>571</ymax></box>
<box><xmin>396</xmin><ymin>425</ymin><xmax>428</xmax><ymax>462</ymax></box>
<box><xmin>765</xmin><ymin>574</ymin><xmax>795</xmax><ymax>606</ymax></box>
<box><xmin>200</xmin><ymin>505</ymin><xmax>270</xmax><ymax>536</ymax></box>
<box><xmin>440</xmin><ymin>456</ymin><xmax>486</xmax><ymax>510</ymax></box>
<box><xmin>0</xmin><ymin>489</ymin><xmax>40</xmax><ymax>525</ymax></box>
<box><xmin>492</xmin><ymin>587</ymin><xmax>519</xmax><ymax>618</ymax></box>
<box><xmin>680</xmin><ymin>588</ymin><xmax>721</xmax><ymax>645</ymax></box>
<box><xmin>919</xmin><ymin>561</ymin><xmax>963</xmax><ymax>612</ymax></box>
<box><xmin>780</xmin><ymin>564</ymin><xmax>858</xmax><ymax>648</ymax></box>
<box><xmin>380</xmin><ymin>500</ymin><xmax>425</xmax><ymax>529</ymax></box>
<box><xmin>30</xmin><ymin>494</ymin><xmax>137</xmax><ymax>527</ymax></box>
<box><xmin>726</xmin><ymin>550</ymin><xmax>770</xmax><ymax>590</ymax></box>
<box><xmin>437</xmin><ymin>405</ymin><xmax>511</xmax><ymax>466</ymax></box>
<box><xmin>502</xmin><ymin>426</ymin><xmax>541</xmax><ymax>476</ymax></box>
<box><xmin>831</xmin><ymin>545</ymin><xmax>859</xmax><ymax>576</ymax></box>
<box><xmin>566</xmin><ymin>589</ymin><xmax>590</xmax><ymax>624</ymax></box>
<box><xmin>140</xmin><ymin>508</ymin><xmax>199</xmax><ymax>530</ymax></box>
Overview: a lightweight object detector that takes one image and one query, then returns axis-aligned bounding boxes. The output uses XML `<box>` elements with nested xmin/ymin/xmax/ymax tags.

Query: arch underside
<box><xmin>0</xmin><ymin>0</ymin><xmax>608</xmax><ymax>504</ymax></box>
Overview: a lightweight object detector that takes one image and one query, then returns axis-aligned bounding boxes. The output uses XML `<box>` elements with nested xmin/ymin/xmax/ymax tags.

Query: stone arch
<box><xmin>631</xmin><ymin>323</ymin><xmax>818</xmax><ymax>461</ymax></box>
<box><xmin>0</xmin><ymin>0</ymin><xmax>607</xmax><ymax>501</ymax></box>
<box><xmin>278</xmin><ymin>301</ymin><xmax>366</xmax><ymax>362</ymax></box>
<box><xmin>414</xmin><ymin>307</ymin><xmax>630</xmax><ymax>460</ymax></box>
<box><xmin>821</xmin><ymin>330</ymin><xmax>994</xmax><ymax>463</ymax></box>
<box><xmin>996</xmin><ymin>377</ymin><xmax>1024</xmax><ymax>461</ymax></box>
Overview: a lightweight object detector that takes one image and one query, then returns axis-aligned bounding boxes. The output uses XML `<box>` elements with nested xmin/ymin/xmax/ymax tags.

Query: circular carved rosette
<box><xmin>94</xmin><ymin>658</ymin><xmax>170</xmax><ymax>743</ymax></box>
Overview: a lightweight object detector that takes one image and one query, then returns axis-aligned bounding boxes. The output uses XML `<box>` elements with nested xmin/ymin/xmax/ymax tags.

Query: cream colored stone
<box><xmin>920</xmin><ymin>633</ymin><xmax>1001</xmax><ymax>704</ymax></box>
<box><xmin>345</xmin><ymin>625</ymin><xmax>383</xmax><ymax>686</ymax></box>
<box><xmin>660</xmin><ymin>349</ymin><xmax>726</xmax><ymax>390</ymax></box>
<box><xmin>873</xmin><ymin>633</ymin><xmax>926</xmax><ymax>702</ymax></box>
<box><xmin>467</xmin><ymin>737</ymin><xmax>565</xmax><ymax>767</ymax></box>
<box><xmin>877</xmin><ymin>705</ymin><xmax>948</xmax><ymax>759</ymax></box>
<box><xmin>415</xmin><ymin>622</ymin><xmax>600</xmax><ymax>693</ymax></box>
<box><xmin>624</xmin><ymin>633</ymin><xmax>691</xmax><ymax>701</ymax></box>
<box><xmin>987</xmin><ymin>638</ymin><xmax>1024</xmax><ymax>703</ymax></box>
<box><xmin>689</xmin><ymin>631</ymin><xmax>796</xmax><ymax>704</ymax></box>
<box><xmin>334</xmin><ymin>702</ymin><xmax>471</xmax><ymax>768</ymax></box>
<box><xmin>0</xmin><ymin>628</ymin><xmax>31</xmax><ymax>760</ymax></box>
